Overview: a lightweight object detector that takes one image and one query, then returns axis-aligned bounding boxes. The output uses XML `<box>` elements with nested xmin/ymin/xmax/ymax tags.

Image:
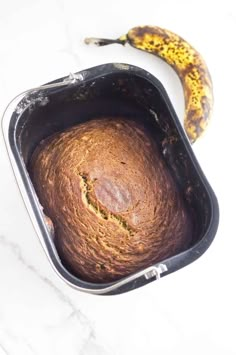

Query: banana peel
<box><xmin>85</xmin><ymin>26</ymin><xmax>213</xmax><ymax>144</ymax></box>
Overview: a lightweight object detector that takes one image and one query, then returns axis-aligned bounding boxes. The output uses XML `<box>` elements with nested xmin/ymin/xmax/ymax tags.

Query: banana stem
<box><xmin>84</xmin><ymin>37</ymin><xmax>127</xmax><ymax>47</ymax></box>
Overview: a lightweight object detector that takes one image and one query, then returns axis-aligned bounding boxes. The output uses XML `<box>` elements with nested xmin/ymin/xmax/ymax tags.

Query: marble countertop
<box><xmin>0</xmin><ymin>0</ymin><xmax>235</xmax><ymax>354</ymax></box>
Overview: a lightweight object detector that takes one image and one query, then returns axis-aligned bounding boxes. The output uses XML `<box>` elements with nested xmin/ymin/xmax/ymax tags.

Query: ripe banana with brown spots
<box><xmin>85</xmin><ymin>26</ymin><xmax>213</xmax><ymax>143</ymax></box>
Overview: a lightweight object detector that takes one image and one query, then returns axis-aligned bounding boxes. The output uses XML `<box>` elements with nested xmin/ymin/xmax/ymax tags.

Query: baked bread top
<box><xmin>29</xmin><ymin>118</ymin><xmax>192</xmax><ymax>283</ymax></box>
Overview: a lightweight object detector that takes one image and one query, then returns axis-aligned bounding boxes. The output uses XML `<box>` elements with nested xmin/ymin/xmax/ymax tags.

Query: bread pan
<box><xmin>2</xmin><ymin>63</ymin><xmax>219</xmax><ymax>295</ymax></box>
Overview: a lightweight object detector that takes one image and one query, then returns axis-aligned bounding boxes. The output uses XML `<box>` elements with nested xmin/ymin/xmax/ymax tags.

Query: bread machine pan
<box><xmin>2</xmin><ymin>63</ymin><xmax>219</xmax><ymax>295</ymax></box>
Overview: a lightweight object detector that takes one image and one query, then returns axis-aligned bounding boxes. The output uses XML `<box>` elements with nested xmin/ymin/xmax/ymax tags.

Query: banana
<box><xmin>85</xmin><ymin>26</ymin><xmax>213</xmax><ymax>143</ymax></box>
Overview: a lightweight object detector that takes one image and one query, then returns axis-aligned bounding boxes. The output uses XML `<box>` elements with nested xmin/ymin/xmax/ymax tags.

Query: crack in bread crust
<box><xmin>78</xmin><ymin>173</ymin><xmax>135</xmax><ymax>236</ymax></box>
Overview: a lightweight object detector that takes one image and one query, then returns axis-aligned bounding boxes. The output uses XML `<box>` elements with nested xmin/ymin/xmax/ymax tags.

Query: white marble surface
<box><xmin>0</xmin><ymin>0</ymin><xmax>236</xmax><ymax>354</ymax></box>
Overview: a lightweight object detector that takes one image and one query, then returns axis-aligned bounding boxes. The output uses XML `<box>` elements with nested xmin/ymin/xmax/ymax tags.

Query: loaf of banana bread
<box><xmin>29</xmin><ymin>118</ymin><xmax>192</xmax><ymax>283</ymax></box>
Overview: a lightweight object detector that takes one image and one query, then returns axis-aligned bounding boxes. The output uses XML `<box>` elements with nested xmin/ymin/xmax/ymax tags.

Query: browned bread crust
<box><xmin>30</xmin><ymin>118</ymin><xmax>192</xmax><ymax>283</ymax></box>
